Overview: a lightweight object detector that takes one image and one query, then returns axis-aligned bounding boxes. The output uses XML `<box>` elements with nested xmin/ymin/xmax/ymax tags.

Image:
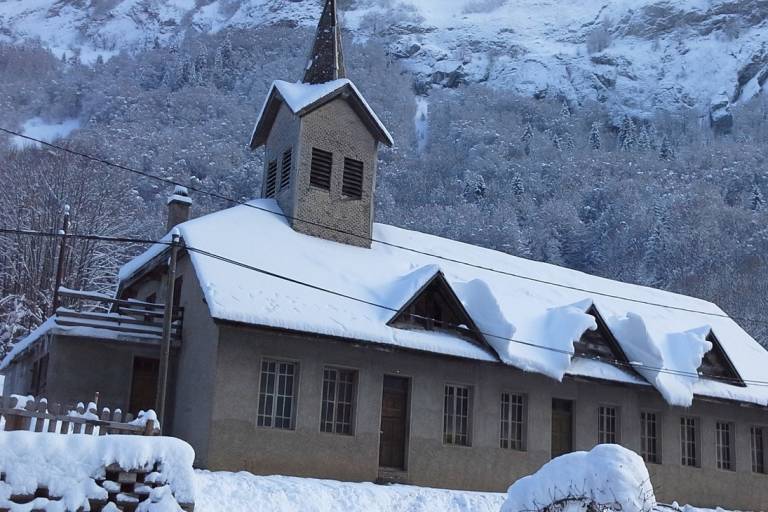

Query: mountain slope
<box><xmin>1</xmin><ymin>0</ymin><xmax>766</xmax><ymax>117</ymax></box>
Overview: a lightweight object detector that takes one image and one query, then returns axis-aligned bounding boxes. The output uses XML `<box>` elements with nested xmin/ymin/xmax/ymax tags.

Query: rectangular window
<box><xmin>752</xmin><ymin>426</ymin><xmax>766</xmax><ymax>474</ymax></box>
<box><xmin>265</xmin><ymin>160</ymin><xmax>278</xmax><ymax>197</ymax></box>
<box><xmin>342</xmin><ymin>158</ymin><xmax>364</xmax><ymax>199</ymax></box>
<box><xmin>680</xmin><ymin>416</ymin><xmax>699</xmax><ymax>467</ymax></box>
<box><xmin>257</xmin><ymin>359</ymin><xmax>297</xmax><ymax>429</ymax></box>
<box><xmin>444</xmin><ymin>384</ymin><xmax>471</xmax><ymax>446</ymax></box>
<box><xmin>640</xmin><ymin>411</ymin><xmax>661</xmax><ymax>464</ymax></box>
<box><xmin>716</xmin><ymin>421</ymin><xmax>733</xmax><ymax>470</ymax></box>
<box><xmin>280</xmin><ymin>148</ymin><xmax>292</xmax><ymax>191</ymax></box>
<box><xmin>320</xmin><ymin>367</ymin><xmax>356</xmax><ymax>435</ymax></box>
<box><xmin>310</xmin><ymin>148</ymin><xmax>332</xmax><ymax>190</ymax></box>
<box><xmin>598</xmin><ymin>406</ymin><xmax>619</xmax><ymax>444</ymax></box>
<box><xmin>500</xmin><ymin>392</ymin><xmax>526</xmax><ymax>450</ymax></box>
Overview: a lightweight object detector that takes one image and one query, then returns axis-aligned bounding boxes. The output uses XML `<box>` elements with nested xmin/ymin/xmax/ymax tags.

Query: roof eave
<box><xmin>250</xmin><ymin>83</ymin><xmax>394</xmax><ymax>149</ymax></box>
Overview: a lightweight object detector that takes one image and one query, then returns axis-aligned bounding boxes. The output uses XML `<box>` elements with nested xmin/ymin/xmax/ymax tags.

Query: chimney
<box><xmin>167</xmin><ymin>185</ymin><xmax>192</xmax><ymax>231</ymax></box>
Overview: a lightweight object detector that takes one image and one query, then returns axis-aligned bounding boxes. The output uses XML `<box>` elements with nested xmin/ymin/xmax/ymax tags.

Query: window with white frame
<box><xmin>598</xmin><ymin>406</ymin><xmax>620</xmax><ymax>444</ymax></box>
<box><xmin>716</xmin><ymin>421</ymin><xmax>734</xmax><ymax>470</ymax></box>
<box><xmin>320</xmin><ymin>367</ymin><xmax>356</xmax><ymax>435</ymax></box>
<box><xmin>640</xmin><ymin>411</ymin><xmax>661</xmax><ymax>464</ymax></box>
<box><xmin>500</xmin><ymin>392</ymin><xmax>526</xmax><ymax>450</ymax></box>
<box><xmin>257</xmin><ymin>359</ymin><xmax>297</xmax><ymax>429</ymax></box>
<box><xmin>444</xmin><ymin>384</ymin><xmax>471</xmax><ymax>446</ymax></box>
<box><xmin>680</xmin><ymin>416</ymin><xmax>699</xmax><ymax>467</ymax></box>
<box><xmin>751</xmin><ymin>426</ymin><xmax>766</xmax><ymax>474</ymax></box>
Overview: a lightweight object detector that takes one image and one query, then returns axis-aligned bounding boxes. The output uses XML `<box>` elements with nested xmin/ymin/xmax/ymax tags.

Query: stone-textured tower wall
<box><xmin>291</xmin><ymin>97</ymin><xmax>378</xmax><ymax>247</ymax></box>
<box><xmin>263</xmin><ymin>102</ymin><xmax>301</xmax><ymax>217</ymax></box>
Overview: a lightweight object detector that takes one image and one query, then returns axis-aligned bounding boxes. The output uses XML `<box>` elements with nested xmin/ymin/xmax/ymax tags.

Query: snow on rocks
<box><xmin>501</xmin><ymin>444</ymin><xmax>656</xmax><ymax>512</ymax></box>
<box><xmin>0</xmin><ymin>432</ymin><xmax>195</xmax><ymax>511</ymax></box>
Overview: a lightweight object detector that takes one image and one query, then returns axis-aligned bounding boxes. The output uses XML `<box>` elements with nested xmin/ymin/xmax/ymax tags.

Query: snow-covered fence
<box><xmin>0</xmin><ymin>395</ymin><xmax>159</xmax><ymax>436</ymax></box>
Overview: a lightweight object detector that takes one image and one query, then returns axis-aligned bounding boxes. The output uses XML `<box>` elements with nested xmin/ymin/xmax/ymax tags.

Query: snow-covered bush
<box><xmin>501</xmin><ymin>444</ymin><xmax>655</xmax><ymax>512</ymax></box>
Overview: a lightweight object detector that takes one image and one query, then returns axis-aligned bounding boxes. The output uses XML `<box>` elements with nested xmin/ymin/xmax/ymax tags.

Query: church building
<box><xmin>3</xmin><ymin>2</ymin><xmax>768</xmax><ymax>510</ymax></box>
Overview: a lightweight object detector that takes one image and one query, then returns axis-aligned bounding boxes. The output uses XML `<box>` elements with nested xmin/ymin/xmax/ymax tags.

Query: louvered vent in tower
<box><xmin>310</xmin><ymin>148</ymin><xmax>332</xmax><ymax>190</ymax></box>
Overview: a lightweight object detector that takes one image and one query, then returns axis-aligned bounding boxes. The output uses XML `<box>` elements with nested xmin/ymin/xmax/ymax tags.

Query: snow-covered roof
<box><xmin>119</xmin><ymin>199</ymin><xmax>768</xmax><ymax>408</ymax></box>
<box><xmin>250</xmin><ymin>79</ymin><xmax>394</xmax><ymax>148</ymax></box>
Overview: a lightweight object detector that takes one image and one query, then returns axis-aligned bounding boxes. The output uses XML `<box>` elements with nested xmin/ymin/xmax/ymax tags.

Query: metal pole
<box><xmin>156</xmin><ymin>233</ymin><xmax>180</xmax><ymax>427</ymax></box>
<box><xmin>51</xmin><ymin>205</ymin><xmax>70</xmax><ymax>313</ymax></box>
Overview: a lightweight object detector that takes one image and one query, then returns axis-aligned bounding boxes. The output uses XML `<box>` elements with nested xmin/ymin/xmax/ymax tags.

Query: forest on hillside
<box><xmin>1</xmin><ymin>25</ymin><xmax>767</xmax><ymax>356</ymax></box>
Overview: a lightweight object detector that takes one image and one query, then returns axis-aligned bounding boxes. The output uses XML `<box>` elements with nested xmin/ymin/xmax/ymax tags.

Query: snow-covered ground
<box><xmin>194</xmin><ymin>472</ymin><xmax>504</xmax><ymax>512</ymax></box>
<box><xmin>191</xmin><ymin>470</ymin><xmax>730</xmax><ymax>512</ymax></box>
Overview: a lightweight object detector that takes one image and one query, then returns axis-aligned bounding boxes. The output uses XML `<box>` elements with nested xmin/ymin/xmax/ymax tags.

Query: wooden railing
<box><xmin>0</xmin><ymin>395</ymin><xmax>159</xmax><ymax>436</ymax></box>
<box><xmin>55</xmin><ymin>288</ymin><xmax>183</xmax><ymax>342</ymax></box>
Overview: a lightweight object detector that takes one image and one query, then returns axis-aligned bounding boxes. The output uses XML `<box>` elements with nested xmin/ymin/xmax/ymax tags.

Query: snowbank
<box><xmin>0</xmin><ymin>432</ymin><xmax>195</xmax><ymax>510</ymax></box>
<box><xmin>501</xmin><ymin>444</ymin><xmax>655</xmax><ymax>512</ymax></box>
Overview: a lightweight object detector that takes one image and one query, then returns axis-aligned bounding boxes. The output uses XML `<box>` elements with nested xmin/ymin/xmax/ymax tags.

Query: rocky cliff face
<box><xmin>1</xmin><ymin>0</ymin><xmax>766</xmax><ymax>117</ymax></box>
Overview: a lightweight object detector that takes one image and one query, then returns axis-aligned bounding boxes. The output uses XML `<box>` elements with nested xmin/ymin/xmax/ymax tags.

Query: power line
<box><xmin>0</xmin><ymin>127</ymin><xmax>755</xmax><ymax>323</ymax></box>
<box><xmin>2</xmin><ymin>226</ymin><xmax>764</xmax><ymax>387</ymax></box>
<box><xmin>0</xmin><ymin>227</ymin><xmax>167</xmax><ymax>246</ymax></box>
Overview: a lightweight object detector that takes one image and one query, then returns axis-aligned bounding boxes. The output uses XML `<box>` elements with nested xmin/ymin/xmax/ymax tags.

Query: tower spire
<box><xmin>303</xmin><ymin>0</ymin><xmax>346</xmax><ymax>84</ymax></box>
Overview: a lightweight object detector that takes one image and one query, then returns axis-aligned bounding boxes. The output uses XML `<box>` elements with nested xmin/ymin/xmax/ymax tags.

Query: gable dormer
<box><xmin>249</xmin><ymin>0</ymin><xmax>393</xmax><ymax>248</ymax></box>
<box><xmin>698</xmin><ymin>331</ymin><xmax>746</xmax><ymax>387</ymax></box>
<box><xmin>388</xmin><ymin>271</ymin><xmax>485</xmax><ymax>347</ymax></box>
<box><xmin>574</xmin><ymin>305</ymin><xmax>633</xmax><ymax>368</ymax></box>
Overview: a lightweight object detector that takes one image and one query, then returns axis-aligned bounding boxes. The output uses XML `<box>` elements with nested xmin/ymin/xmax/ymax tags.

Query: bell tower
<box><xmin>249</xmin><ymin>0</ymin><xmax>393</xmax><ymax>248</ymax></box>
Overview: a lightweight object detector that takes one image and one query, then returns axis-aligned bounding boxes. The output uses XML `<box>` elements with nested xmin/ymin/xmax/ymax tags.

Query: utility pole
<box><xmin>156</xmin><ymin>233</ymin><xmax>180</xmax><ymax>428</ymax></box>
<box><xmin>51</xmin><ymin>204</ymin><xmax>70</xmax><ymax>314</ymax></box>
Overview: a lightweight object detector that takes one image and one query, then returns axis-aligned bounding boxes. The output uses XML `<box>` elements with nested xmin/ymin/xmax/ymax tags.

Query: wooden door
<box><xmin>129</xmin><ymin>357</ymin><xmax>159</xmax><ymax>415</ymax></box>
<box><xmin>551</xmin><ymin>398</ymin><xmax>573</xmax><ymax>459</ymax></box>
<box><xmin>379</xmin><ymin>375</ymin><xmax>409</xmax><ymax>469</ymax></box>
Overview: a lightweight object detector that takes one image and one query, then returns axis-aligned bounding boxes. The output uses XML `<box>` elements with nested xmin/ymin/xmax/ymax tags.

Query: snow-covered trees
<box><xmin>0</xmin><ymin>148</ymin><xmax>154</xmax><ymax>357</ymax></box>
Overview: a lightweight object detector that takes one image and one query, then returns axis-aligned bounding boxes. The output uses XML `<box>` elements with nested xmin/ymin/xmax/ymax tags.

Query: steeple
<box><xmin>303</xmin><ymin>0</ymin><xmax>346</xmax><ymax>84</ymax></box>
<box><xmin>249</xmin><ymin>0</ymin><xmax>392</xmax><ymax>248</ymax></box>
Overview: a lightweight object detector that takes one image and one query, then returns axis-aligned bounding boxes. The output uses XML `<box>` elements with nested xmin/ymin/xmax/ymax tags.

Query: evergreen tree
<box><xmin>589</xmin><ymin>122</ymin><xmax>601</xmax><ymax>150</ymax></box>
<box><xmin>560</xmin><ymin>100</ymin><xmax>571</xmax><ymax>118</ymax></box>
<box><xmin>641</xmin><ymin>203</ymin><xmax>669</xmax><ymax>287</ymax></box>
<box><xmin>751</xmin><ymin>183</ymin><xmax>764</xmax><ymax>211</ymax></box>
<box><xmin>512</xmin><ymin>173</ymin><xmax>525</xmax><ymax>197</ymax></box>
<box><xmin>659</xmin><ymin>135</ymin><xmax>673</xmax><ymax>160</ymax></box>
<box><xmin>618</xmin><ymin>115</ymin><xmax>636</xmax><ymax>151</ymax></box>
<box><xmin>462</xmin><ymin>171</ymin><xmax>486</xmax><ymax>202</ymax></box>
<box><xmin>549</xmin><ymin>129</ymin><xmax>562</xmax><ymax>151</ymax></box>
<box><xmin>563</xmin><ymin>131</ymin><xmax>575</xmax><ymax>152</ymax></box>
<box><xmin>637</xmin><ymin>125</ymin><xmax>652</xmax><ymax>152</ymax></box>
<box><xmin>521</xmin><ymin>122</ymin><xmax>534</xmax><ymax>156</ymax></box>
